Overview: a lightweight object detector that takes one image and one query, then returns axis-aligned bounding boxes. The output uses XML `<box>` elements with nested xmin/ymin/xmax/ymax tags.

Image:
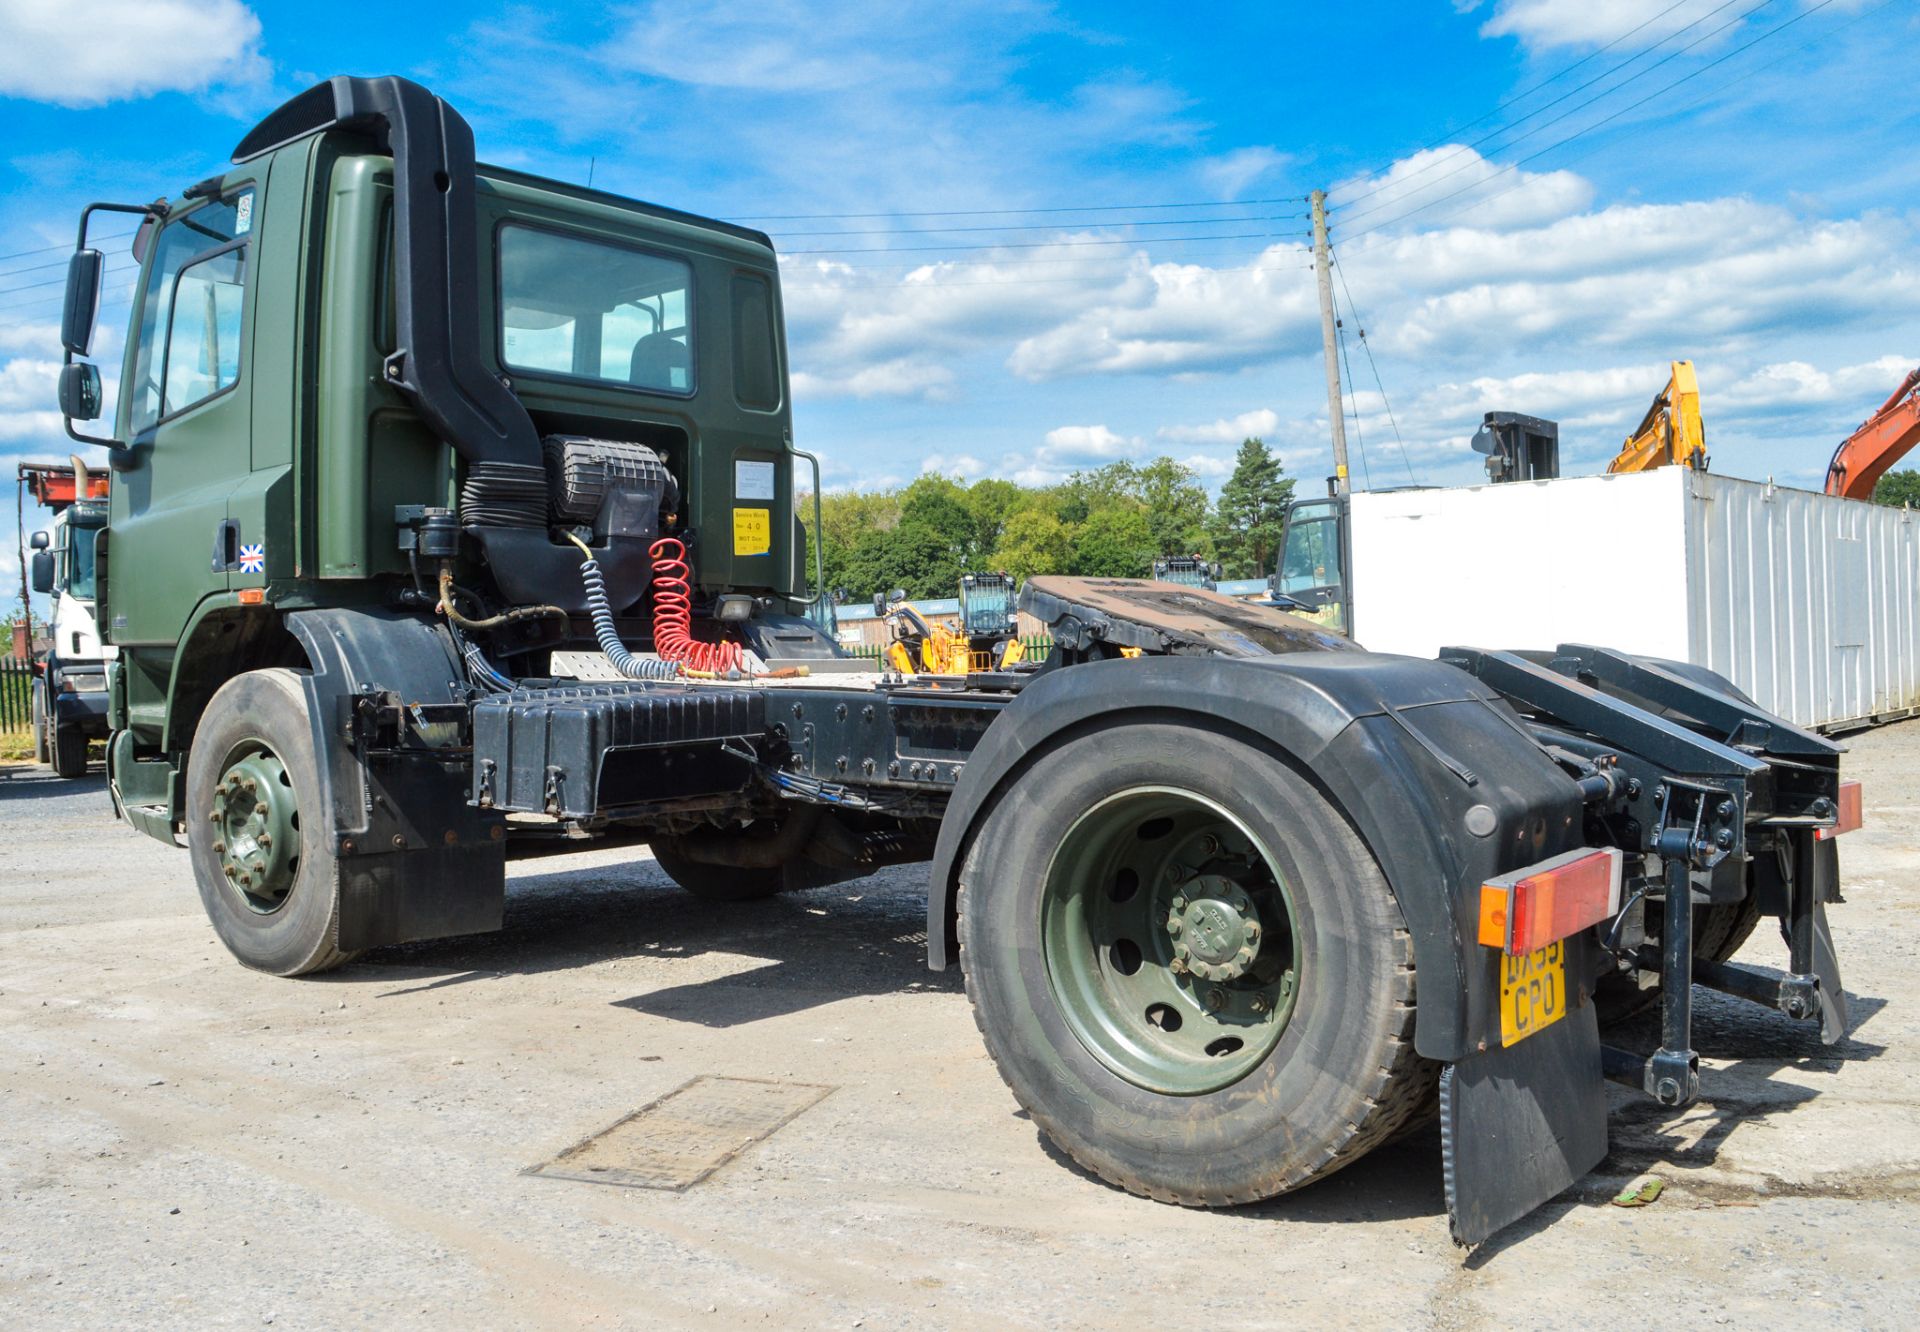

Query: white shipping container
<box><xmin>1345</xmin><ymin>467</ymin><xmax>1919</xmax><ymax>732</ymax></box>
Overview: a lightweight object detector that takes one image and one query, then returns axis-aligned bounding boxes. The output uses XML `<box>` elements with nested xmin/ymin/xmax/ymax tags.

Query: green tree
<box><xmin>1132</xmin><ymin>456</ymin><xmax>1212</xmax><ymax>557</ymax></box>
<box><xmin>990</xmin><ymin>509</ymin><xmax>1074</xmax><ymax>583</ymax></box>
<box><xmin>899</xmin><ymin>474</ymin><xmax>979</xmax><ymax>562</ymax></box>
<box><xmin>1207</xmin><ymin>437</ymin><xmax>1295</xmax><ymax>578</ymax></box>
<box><xmin>1070</xmin><ymin>504</ymin><xmax>1156</xmax><ymax>577</ymax></box>
<box><xmin>964</xmin><ymin>478</ymin><xmax>1024</xmax><ymax>556</ymax></box>
<box><xmin>841</xmin><ymin>521</ymin><xmax>965</xmax><ymax>601</ymax></box>
<box><xmin>1873</xmin><ymin>469</ymin><xmax>1920</xmax><ymax>507</ymax></box>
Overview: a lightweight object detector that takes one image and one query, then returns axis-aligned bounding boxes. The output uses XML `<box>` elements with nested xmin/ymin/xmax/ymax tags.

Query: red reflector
<box><xmin>1478</xmin><ymin>849</ymin><xmax>1623</xmax><ymax>955</ymax></box>
<box><xmin>1816</xmin><ymin>781</ymin><xmax>1862</xmax><ymax>841</ymax></box>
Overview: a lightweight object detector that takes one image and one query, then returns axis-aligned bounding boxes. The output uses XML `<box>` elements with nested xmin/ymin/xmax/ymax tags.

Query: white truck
<box><xmin>1275</xmin><ymin>460</ymin><xmax>1916</xmax><ymax>734</ymax></box>
<box><xmin>24</xmin><ymin>462</ymin><xmax>113</xmax><ymax>776</ymax></box>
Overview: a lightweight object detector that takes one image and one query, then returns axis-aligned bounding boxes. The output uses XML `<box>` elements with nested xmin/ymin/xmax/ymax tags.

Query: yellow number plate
<box><xmin>1500</xmin><ymin>940</ymin><xmax>1566</xmax><ymax>1047</ymax></box>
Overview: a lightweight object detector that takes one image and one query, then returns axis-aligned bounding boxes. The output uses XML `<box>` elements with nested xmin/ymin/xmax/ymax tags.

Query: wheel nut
<box><xmin>1204</xmin><ymin>988</ymin><xmax>1228</xmax><ymax>1012</ymax></box>
<box><xmin>1169</xmin><ymin>958</ymin><xmax>1188</xmax><ymax>975</ymax></box>
<box><xmin>1250</xmin><ymin>995</ymin><xmax>1270</xmax><ymax>1014</ymax></box>
<box><xmin>1167</xmin><ymin>918</ymin><xmax>1183</xmax><ymax>936</ymax></box>
<box><xmin>1169</xmin><ymin>896</ymin><xmax>1187</xmax><ymax>913</ymax></box>
<box><xmin>211</xmin><ymin>842</ymin><xmax>225</xmax><ymax>854</ymax></box>
<box><xmin>256</xmin><ymin>833</ymin><xmax>271</xmax><ymax>849</ymax></box>
<box><xmin>255</xmin><ymin>802</ymin><xmax>268</xmax><ymax>815</ymax></box>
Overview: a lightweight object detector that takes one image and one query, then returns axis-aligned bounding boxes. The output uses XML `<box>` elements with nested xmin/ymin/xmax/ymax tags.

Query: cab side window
<box><xmin>127</xmin><ymin>189</ymin><xmax>254</xmax><ymax>434</ymax></box>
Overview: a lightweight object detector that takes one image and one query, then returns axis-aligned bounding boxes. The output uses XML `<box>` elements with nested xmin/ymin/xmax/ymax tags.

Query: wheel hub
<box><xmin>1167</xmin><ymin>875</ymin><xmax>1262</xmax><ymax>981</ymax></box>
<box><xmin>210</xmin><ymin>750</ymin><xmax>298</xmax><ymax>912</ymax></box>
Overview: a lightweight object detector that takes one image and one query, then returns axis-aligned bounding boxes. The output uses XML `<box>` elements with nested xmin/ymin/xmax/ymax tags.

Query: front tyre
<box><xmin>959</xmin><ymin>721</ymin><xmax>1434</xmax><ymax>1206</ymax></box>
<box><xmin>186</xmin><ymin>669</ymin><xmax>358</xmax><ymax>976</ymax></box>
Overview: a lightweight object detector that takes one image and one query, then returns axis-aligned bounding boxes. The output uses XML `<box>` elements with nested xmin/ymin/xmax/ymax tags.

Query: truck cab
<box><xmin>25</xmin><ymin>467</ymin><xmax>113</xmax><ymax>775</ymax></box>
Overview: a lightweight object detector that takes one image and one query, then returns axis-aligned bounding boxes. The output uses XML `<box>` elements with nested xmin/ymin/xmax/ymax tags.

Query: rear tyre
<box><xmin>959</xmin><ymin>721</ymin><xmax>1434</xmax><ymax>1205</ymax></box>
<box><xmin>186</xmin><ymin>669</ymin><xmax>358</xmax><ymax>976</ymax></box>
<box><xmin>649</xmin><ymin>840</ymin><xmax>786</xmax><ymax>902</ymax></box>
<box><xmin>52</xmin><ymin>720</ymin><xmax>89</xmax><ymax>778</ymax></box>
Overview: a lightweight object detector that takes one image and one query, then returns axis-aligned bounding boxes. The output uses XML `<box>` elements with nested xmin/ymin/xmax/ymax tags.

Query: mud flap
<box><xmin>1803</xmin><ymin>839</ymin><xmax>1850</xmax><ymax>1045</ymax></box>
<box><xmin>1440</xmin><ymin>1001</ymin><xmax>1607</xmax><ymax>1247</ymax></box>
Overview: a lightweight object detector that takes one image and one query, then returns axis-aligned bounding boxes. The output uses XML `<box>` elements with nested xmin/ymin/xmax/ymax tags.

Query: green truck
<box><xmin>52</xmin><ymin>76</ymin><xmax>1864</xmax><ymax>1245</ymax></box>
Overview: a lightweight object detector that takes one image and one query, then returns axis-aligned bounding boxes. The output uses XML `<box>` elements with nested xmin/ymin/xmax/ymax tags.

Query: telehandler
<box><xmin>54</xmin><ymin>76</ymin><xmax>1862</xmax><ymax>1244</ymax></box>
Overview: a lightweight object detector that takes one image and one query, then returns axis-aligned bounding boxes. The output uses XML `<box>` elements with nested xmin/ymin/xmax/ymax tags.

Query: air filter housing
<box><xmin>544</xmin><ymin>436</ymin><xmax>676</xmax><ymax>539</ymax></box>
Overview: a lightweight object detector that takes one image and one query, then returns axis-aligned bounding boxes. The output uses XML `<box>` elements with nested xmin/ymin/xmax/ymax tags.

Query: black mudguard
<box><xmin>926</xmin><ymin>652</ymin><xmax>1587</xmax><ymax>1064</ymax></box>
<box><xmin>286</xmin><ymin>608</ymin><xmax>506</xmax><ymax>950</ymax></box>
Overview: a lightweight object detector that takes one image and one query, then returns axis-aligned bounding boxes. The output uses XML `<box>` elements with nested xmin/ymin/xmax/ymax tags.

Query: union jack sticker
<box><xmin>238</xmin><ymin>542</ymin><xmax>265</xmax><ymax>574</ymax></box>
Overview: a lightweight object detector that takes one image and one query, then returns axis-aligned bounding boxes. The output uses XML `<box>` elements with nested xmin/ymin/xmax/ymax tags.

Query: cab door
<box><xmin>107</xmin><ymin>184</ymin><xmax>259</xmax><ymax>651</ymax></box>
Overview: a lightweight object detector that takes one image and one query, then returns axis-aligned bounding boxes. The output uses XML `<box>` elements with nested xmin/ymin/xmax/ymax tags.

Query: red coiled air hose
<box><xmin>649</xmin><ymin>536</ymin><xmax>747</xmax><ymax>674</ymax></box>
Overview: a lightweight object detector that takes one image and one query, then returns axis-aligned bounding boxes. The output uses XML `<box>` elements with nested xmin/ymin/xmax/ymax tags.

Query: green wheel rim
<box><xmin>1040</xmin><ymin>786</ymin><xmax>1301</xmax><ymax>1095</ymax></box>
<box><xmin>207</xmin><ymin>742</ymin><xmax>301</xmax><ymax>915</ymax></box>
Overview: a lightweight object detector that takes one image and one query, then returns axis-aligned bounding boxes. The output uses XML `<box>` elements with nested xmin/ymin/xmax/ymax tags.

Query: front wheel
<box><xmin>959</xmin><ymin>721</ymin><xmax>1434</xmax><ymax>1206</ymax></box>
<box><xmin>51</xmin><ymin>720</ymin><xmax>89</xmax><ymax>778</ymax></box>
<box><xmin>186</xmin><ymin>669</ymin><xmax>358</xmax><ymax>976</ymax></box>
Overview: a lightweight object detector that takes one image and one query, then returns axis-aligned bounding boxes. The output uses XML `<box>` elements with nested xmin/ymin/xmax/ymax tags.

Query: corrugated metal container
<box><xmin>1347</xmin><ymin>468</ymin><xmax>1918</xmax><ymax>732</ymax></box>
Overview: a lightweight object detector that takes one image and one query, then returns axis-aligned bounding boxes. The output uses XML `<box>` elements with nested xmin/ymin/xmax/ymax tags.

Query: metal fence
<box><xmin>0</xmin><ymin>656</ymin><xmax>34</xmax><ymax>735</ymax></box>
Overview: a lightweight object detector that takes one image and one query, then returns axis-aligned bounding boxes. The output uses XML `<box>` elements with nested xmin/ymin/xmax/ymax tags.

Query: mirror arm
<box><xmin>60</xmin><ymin>201</ymin><xmax>164</xmax><ymax>453</ymax></box>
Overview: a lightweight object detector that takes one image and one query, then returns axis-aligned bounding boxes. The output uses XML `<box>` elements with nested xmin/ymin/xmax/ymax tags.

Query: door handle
<box><xmin>211</xmin><ymin>519</ymin><xmax>239</xmax><ymax>572</ymax></box>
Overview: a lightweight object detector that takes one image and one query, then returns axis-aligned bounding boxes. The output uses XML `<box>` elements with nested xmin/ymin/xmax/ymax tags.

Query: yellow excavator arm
<box><xmin>1608</xmin><ymin>360</ymin><xmax>1706</xmax><ymax>474</ymax></box>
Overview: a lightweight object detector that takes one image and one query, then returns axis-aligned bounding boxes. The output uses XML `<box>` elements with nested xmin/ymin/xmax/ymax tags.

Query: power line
<box><xmin>1335</xmin><ymin>0</ymin><xmax>1770</xmax><ymax>232</ymax></box>
<box><xmin>784</xmin><ymin>262</ymin><xmax>1314</xmax><ymax>291</ymax></box>
<box><xmin>782</xmin><ymin>229</ymin><xmax>1287</xmax><ymax>256</ymax></box>
<box><xmin>1333</xmin><ymin>0</ymin><xmax>1755</xmax><ymax>215</ymax></box>
<box><xmin>771</xmin><ymin>211</ymin><xmax>1304</xmax><ymax>239</ymax></box>
<box><xmin>1345</xmin><ymin>0</ymin><xmax>1704</xmax><ymax>192</ymax></box>
<box><xmin>735</xmin><ymin>198</ymin><xmax>1309</xmax><ymax>222</ymax></box>
<box><xmin>0</xmin><ymin>229</ymin><xmax>137</xmax><ymax>266</ymax></box>
<box><xmin>1337</xmin><ymin>0</ymin><xmax>1842</xmax><ymax>244</ymax></box>
<box><xmin>1331</xmin><ymin>250</ymin><xmax>1416</xmax><ymax>485</ymax></box>
<box><xmin>1330</xmin><ymin>283</ymin><xmax>1371</xmax><ymax>490</ymax></box>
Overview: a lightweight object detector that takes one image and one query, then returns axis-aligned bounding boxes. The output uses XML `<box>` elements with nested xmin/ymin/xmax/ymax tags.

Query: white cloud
<box><xmin>1158</xmin><ymin>408</ymin><xmax>1282</xmax><ymax>445</ymax></box>
<box><xmin>920</xmin><ymin>452</ymin><xmax>986</xmax><ymax>480</ymax></box>
<box><xmin>1200</xmin><ymin>146</ymin><xmax>1290</xmax><ymax>199</ymax></box>
<box><xmin>1718</xmin><ymin>355</ymin><xmax>1915</xmax><ymax>412</ymax></box>
<box><xmin>0</xmin><ymin>358</ymin><xmax>61</xmax><ymax>444</ymax></box>
<box><xmin>791</xmin><ymin>360</ymin><xmax>956</xmax><ymax>401</ymax></box>
<box><xmin>1330</xmin><ymin>146</ymin><xmax>1594</xmax><ymax>235</ymax></box>
<box><xmin>1480</xmin><ymin>0</ymin><xmax>1736</xmax><ymax>52</ymax></box>
<box><xmin>0</xmin><ymin>0</ymin><xmax>266</xmax><ymax>107</ymax></box>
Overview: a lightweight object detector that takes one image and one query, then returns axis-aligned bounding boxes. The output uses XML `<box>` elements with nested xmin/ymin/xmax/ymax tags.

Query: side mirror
<box><xmin>888</xmin><ymin>588</ymin><xmax>907</xmax><ymax>605</ymax></box>
<box><xmin>30</xmin><ymin>550</ymin><xmax>55</xmax><ymax>596</ymax></box>
<box><xmin>29</xmin><ymin>530</ymin><xmax>50</xmax><ymax>551</ymax></box>
<box><xmin>872</xmin><ymin>592</ymin><xmax>888</xmax><ymax>617</ymax></box>
<box><xmin>58</xmin><ymin>362</ymin><xmax>102</xmax><ymax>422</ymax></box>
<box><xmin>62</xmin><ymin>249</ymin><xmax>103</xmax><ymax>355</ymax></box>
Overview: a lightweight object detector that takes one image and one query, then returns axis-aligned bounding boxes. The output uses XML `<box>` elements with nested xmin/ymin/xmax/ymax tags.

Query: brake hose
<box><xmin>436</xmin><ymin>566</ymin><xmax>568</xmax><ymax>632</ymax></box>
<box><xmin>563</xmin><ymin>532</ymin><xmax>680</xmax><ymax>680</ymax></box>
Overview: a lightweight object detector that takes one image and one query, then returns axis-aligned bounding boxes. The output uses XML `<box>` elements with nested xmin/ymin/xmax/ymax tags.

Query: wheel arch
<box><xmin>927</xmin><ymin>653</ymin><xmax>1586</xmax><ymax>1062</ymax></box>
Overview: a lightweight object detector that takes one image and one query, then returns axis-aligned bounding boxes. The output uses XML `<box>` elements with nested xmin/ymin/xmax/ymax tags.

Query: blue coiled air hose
<box><xmin>565</xmin><ymin>533</ymin><xmax>679</xmax><ymax>681</ymax></box>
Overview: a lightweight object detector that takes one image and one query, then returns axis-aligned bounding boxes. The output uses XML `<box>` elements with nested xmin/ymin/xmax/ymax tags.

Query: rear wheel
<box><xmin>186</xmin><ymin>669</ymin><xmax>358</xmax><ymax>976</ymax></box>
<box><xmin>959</xmin><ymin>721</ymin><xmax>1434</xmax><ymax>1205</ymax></box>
<box><xmin>650</xmin><ymin>837</ymin><xmax>785</xmax><ymax>902</ymax></box>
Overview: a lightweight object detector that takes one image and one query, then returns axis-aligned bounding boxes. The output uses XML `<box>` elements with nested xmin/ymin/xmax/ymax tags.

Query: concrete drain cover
<box><xmin>528</xmin><ymin>1076</ymin><xmax>835</xmax><ymax>1191</ymax></box>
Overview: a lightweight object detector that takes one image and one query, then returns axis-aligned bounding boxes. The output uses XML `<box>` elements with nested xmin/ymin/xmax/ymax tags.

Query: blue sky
<box><xmin>3</xmin><ymin>0</ymin><xmax>1917</xmax><ymax>558</ymax></box>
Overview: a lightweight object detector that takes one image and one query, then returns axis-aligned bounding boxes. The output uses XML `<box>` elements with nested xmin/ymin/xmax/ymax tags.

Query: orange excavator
<box><xmin>1826</xmin><ymin>366</ymin><xmax>1920</xmax><ymax>501</ymax></box>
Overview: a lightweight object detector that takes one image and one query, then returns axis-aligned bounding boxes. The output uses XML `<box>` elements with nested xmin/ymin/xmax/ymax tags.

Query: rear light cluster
<box><xmin>1815</xmin><ymin>781</ymin><xmax>1863</xmax><ymax>842</ymax></box>
<box><xmin>1478</xmin><ymin>848</ymin><xmax>1624</xmax><ymax>956</ymax></box>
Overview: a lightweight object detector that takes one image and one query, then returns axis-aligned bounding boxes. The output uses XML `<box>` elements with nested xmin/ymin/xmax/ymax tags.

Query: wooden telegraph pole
<box><xmin>1310</xmin><ymin>189</ymin><xmax>1350</xmax><ymax>495</ymax></box>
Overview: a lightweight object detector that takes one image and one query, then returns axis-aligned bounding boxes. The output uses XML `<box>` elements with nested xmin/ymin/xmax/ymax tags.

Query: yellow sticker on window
<box><xmin>732</xmin><ymin>507</ymin><xmax>771</xmax><ymax>556</ymax></box>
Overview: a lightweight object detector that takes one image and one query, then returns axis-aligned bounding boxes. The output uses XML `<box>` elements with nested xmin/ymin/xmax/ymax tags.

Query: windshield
<box><xmin>1278</xmin><ymin>501</ymin><xmax>1342</xmax><ymax>594</ymax></box>
<box><xmin>65</xmin><ymin>524</ymin><xmax>98</xmax><ymax>601</ymax></box>
<box><xmin>498</xmin><ymin>224</ymin><xmax>694</xmax><ymax>394</ymax></box>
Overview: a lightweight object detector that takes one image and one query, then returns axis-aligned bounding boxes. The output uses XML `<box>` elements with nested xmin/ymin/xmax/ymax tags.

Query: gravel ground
<box><xmin>2</xmin><ymin>721</ymin><xmax>1917</xmax><ymax>1330</ymax></box>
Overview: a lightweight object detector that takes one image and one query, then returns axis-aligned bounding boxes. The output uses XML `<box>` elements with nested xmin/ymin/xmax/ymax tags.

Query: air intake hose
<box><xmin>459</xmin><ymin>460</ymin><xmax>549</xmax><ymax>529</ymax></box>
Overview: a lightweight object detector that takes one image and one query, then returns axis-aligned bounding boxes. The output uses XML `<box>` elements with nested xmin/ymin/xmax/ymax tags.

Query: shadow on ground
<box><xmin>344</xmin><ymin>851</ymin><xmax>959</xmax><ymax>1022</ymax></box>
